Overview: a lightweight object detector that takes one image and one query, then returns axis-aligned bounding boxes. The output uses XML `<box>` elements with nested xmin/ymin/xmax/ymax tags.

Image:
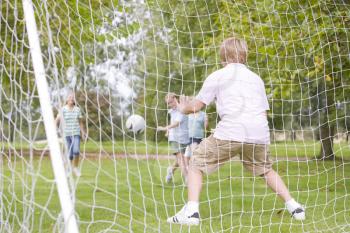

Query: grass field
<box><xmin>6</xmin><ymin>139</ymin><xmax>350</xmax><ymax>159</ymax></box>
<box><xmin>1</xmin><ymin>141</ymin><xmax>350</xmax><ymax>232</ymax></box>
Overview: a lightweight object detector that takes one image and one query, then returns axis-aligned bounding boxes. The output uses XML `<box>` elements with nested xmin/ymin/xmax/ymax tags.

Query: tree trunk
<box><xmin>319</xmin><ymin>122</ymin><xmax>335</xmax><ymax>160</ymax></box>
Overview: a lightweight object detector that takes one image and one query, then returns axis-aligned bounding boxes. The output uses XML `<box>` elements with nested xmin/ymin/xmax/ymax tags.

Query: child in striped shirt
<box><xmin>56</xmin><ymin>92</ymin><xmax>86</xmax><ymax>176</ymax></box>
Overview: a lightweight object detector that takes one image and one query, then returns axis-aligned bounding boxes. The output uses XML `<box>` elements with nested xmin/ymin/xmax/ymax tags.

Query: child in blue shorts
<box><xmin>158</xmin><ymin>93</ymin><xmax>190</xmax><ymax>183</ymax></box>
<box><xmin>184</xmin><ymin>111</ymin><xmax>208</xmax><ymax>169</ymax></box>
<box><xmin>56</xmin><ymin>92</ymin><xmax>86</xmax><ymax>177</ymax></box>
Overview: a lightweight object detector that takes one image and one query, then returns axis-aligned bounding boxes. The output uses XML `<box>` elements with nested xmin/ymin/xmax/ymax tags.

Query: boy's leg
<box><xmin>242</xmin><ymin>143</ymin><xmax>305</xmax><ymax>220</ymax></box>
<box><xmin>262</xmin><ymin>169</ymin><xmax>292</xmax><ymax>202</ymax></box>
<box><xmin>188</xmin><ymin>167</ymin><xmax>202</xmax><ymax>202</ymax></box>
<box><xmin>175</xmin><ymin>152</ymin><xmax>188</xmax><ymax>178</ymax></box>
<box><xmin>166</xmin><ymin>166</ymin><xmax>202</xmax><ymax>225</ymax></box>
<box><xmin>179</xmin><ymin>143</ymin><xmax>190</xmax><ymax>178</ymax></box>
<box><xmin>166</xmin><ymin>142</ymin><xmax>180</xmax><ymax>183</ymax></box>
<box><xmin>171</xmin><ymin>159</ymin><xmax>179</xmax><ymax>173</ymax></box>
<box><xmin>170</xmin><ymin>142</ymin><xmax>182</xmax><ymax>173</ymax></box>
<box><xmin>166</xmin><ymin>162</ymin><xmax>201</xmax><ymax>225</ymax></box>
<box><xmin>262</xmin><ymin>169</ymin><xmax>305</xmax><ymax>220</ymax></box>
<box><xmin>166</xmin><ymin>160</ymin><xmax>178</xmax><ymax>183</ymax></box>
<box><xmin>167</xmin><ymin>135</ymin><xmax>233</xmax><ymax>225</ymax></box>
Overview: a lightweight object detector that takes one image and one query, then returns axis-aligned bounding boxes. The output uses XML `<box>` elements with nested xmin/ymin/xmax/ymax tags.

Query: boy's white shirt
<box><xmin>196</xmin><ymin>63</ymin><xmax>270</xmax><ymax>144</ymax></box>
<box><xmin>168</xmin><ymin>108</ymin><xmax>190</xmax><ymax>144</ymax></box>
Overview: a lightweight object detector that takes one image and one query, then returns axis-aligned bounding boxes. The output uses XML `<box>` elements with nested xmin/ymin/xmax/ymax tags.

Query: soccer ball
<box><xmin>125</xmin><ymin>114</ymin><xmax>146</xmax><ymax>134</ymax></box>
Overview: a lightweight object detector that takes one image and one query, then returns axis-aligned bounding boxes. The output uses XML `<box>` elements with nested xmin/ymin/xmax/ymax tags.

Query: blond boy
<box><xmin>158</xmin><ymin>93</ymin><xmax>190</xmax><ymax>183</ymax></box>
<box><xmin>167</xmin><ymin>37</ymin><xmax>305</xmax><ymax>225</ymax></box>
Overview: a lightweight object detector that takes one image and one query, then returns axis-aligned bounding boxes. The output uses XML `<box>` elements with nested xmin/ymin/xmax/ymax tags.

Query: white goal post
<box><xmin>22</xmin><ymin>0</ymin><xmax>78</xmax><ymax>232</ymax></box>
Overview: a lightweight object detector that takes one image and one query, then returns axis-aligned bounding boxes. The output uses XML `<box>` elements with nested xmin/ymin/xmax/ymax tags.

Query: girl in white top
<box><xmin>56</xmin><ymin>93</ymin><xmax>86</xmax><ymax>177</ymax></box>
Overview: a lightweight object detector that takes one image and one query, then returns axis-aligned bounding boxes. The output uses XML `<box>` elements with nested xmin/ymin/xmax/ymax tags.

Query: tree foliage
<box><xmin>1</xmin><ymin>0</ymin><xmax>349</xmax><ymax>157</ymax></box>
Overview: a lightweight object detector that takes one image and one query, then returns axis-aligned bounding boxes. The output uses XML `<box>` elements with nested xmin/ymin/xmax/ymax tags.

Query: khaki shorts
<box><xmin>190</xmin><ymin>135</ymin><xmax>273</xmax><ymax>176</ymax></box>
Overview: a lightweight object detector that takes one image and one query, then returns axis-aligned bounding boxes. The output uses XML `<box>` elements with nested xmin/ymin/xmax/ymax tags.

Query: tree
<box><xmin>2</xmin><ymin>0</ymin><xmax>155</xmax><ymax>141</ymax></box>
<box><xmin>202</xmin><ymin>0</ymin><xmax>350</xmax><ymax>159</ymax></box>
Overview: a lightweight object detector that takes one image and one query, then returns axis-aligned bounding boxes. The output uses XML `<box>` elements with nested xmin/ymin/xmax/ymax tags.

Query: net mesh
<box><xmin>1</xmin><ymin>0</ymin><xmax>350</xmax><ymax>232</ymax></box>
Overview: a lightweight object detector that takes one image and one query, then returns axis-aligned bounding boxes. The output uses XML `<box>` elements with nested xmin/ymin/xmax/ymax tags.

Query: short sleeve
<box><xmin>173</xmin><ymin>111</ymin><xmax>183</xmax><ymax>123</ymax></box>
<box><xmin>196</xmin><ymin>75</ymin><xmax>218</xmax><ymax>105</ymax></box>
<box><xmin>262</xmin><ymin>95</ymin><xmax>270</xmax><ymax>110</ymax></box>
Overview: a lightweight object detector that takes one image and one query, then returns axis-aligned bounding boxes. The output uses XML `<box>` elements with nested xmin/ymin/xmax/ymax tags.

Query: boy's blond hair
<box><xmin>165</xmin><ymin>92</ymin><xmax>177</xmax><ymax>101</ymax></box>
<box><xmin>220</xmin><ymin>37</ymin><xmax>248</xmax><ymax>64</ymax></box>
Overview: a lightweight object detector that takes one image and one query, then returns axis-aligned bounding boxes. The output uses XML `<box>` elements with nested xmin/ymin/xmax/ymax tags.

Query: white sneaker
<box><xmin>73</xmin><ymin>168</ymin><xmax>81</xmax><ymax>177</ymax></box>
<box><xmin>165</xmin><ymin>167</ymin><xmax>173</xmax><ymax>183</ymax></box>
<box><xmin>167</xmin><ymin>205</ymin><xmax>200</xmax><ymax>225</ymax></box>
<box><xmin>289</xmin><ymin>206</ymin><xmax>305</xmax><ymax>220</ymax></box>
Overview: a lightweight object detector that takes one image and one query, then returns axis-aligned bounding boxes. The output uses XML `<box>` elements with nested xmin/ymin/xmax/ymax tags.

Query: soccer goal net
<box><xmin>1</xmin><ymin>0</ymin><xmax>349</xmax><ymax>232</ymax></box>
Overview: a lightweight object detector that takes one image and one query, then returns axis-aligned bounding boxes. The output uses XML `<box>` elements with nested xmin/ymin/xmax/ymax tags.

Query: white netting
<box><xmin>1</xmin><ymin>0</ymin><xmax>350</xmax><ymax>232</ymax></box>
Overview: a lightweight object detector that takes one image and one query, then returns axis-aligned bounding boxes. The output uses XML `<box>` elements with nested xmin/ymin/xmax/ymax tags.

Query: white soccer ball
<box><xmin>125</xmin><ymin>114</ymin><xmax>146</xmax><ymax>134</ymax></box>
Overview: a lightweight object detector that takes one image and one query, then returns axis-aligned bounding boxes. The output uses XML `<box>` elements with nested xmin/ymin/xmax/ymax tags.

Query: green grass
<box><xmin>1</xmin><ymin>152</ymin><xmax>350</xmax><ymax>232</ymax></box>
<box><xmin>3</xmin><ymin>140</ymin><xmax>350</xmax><ymax>159</ymax></box>
<box><xmin>271</xmin><ymin>141</ymin><xmax>350</xmax><ymax>159</ymax></box>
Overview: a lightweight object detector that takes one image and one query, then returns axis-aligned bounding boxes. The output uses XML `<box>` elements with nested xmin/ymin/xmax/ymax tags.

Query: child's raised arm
<box><xmin>157</xmin><ymin>121</ymin><xmax>180</xmax><ymax>131</ymax></box>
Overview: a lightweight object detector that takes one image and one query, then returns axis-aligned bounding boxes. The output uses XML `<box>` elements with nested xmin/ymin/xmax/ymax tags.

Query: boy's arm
<box><xmin>177</xmin><ymin>96</ymin><xmax>205</xmax><ymax>114</ymax></box>
<box><xmin>157</xmin><ymin>121</ymin><xmax>180</xmax><ymax>131</ymax></box>
<box><xmin>178</xmin><ymin>75</ymin><xmax>217</xmax><ymax>114</ymax></box>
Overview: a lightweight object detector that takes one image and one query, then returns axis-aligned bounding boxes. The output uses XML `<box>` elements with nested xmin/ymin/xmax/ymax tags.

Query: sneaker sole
<box><xmin>293</xmin><ymin>214</ymin><xmax>305</xmax><ymax>221</ymax></box>
<box><xmin>166</xmin><ymin>218</ymin><xmax>199</xmax><ymax>225</ymax></box>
